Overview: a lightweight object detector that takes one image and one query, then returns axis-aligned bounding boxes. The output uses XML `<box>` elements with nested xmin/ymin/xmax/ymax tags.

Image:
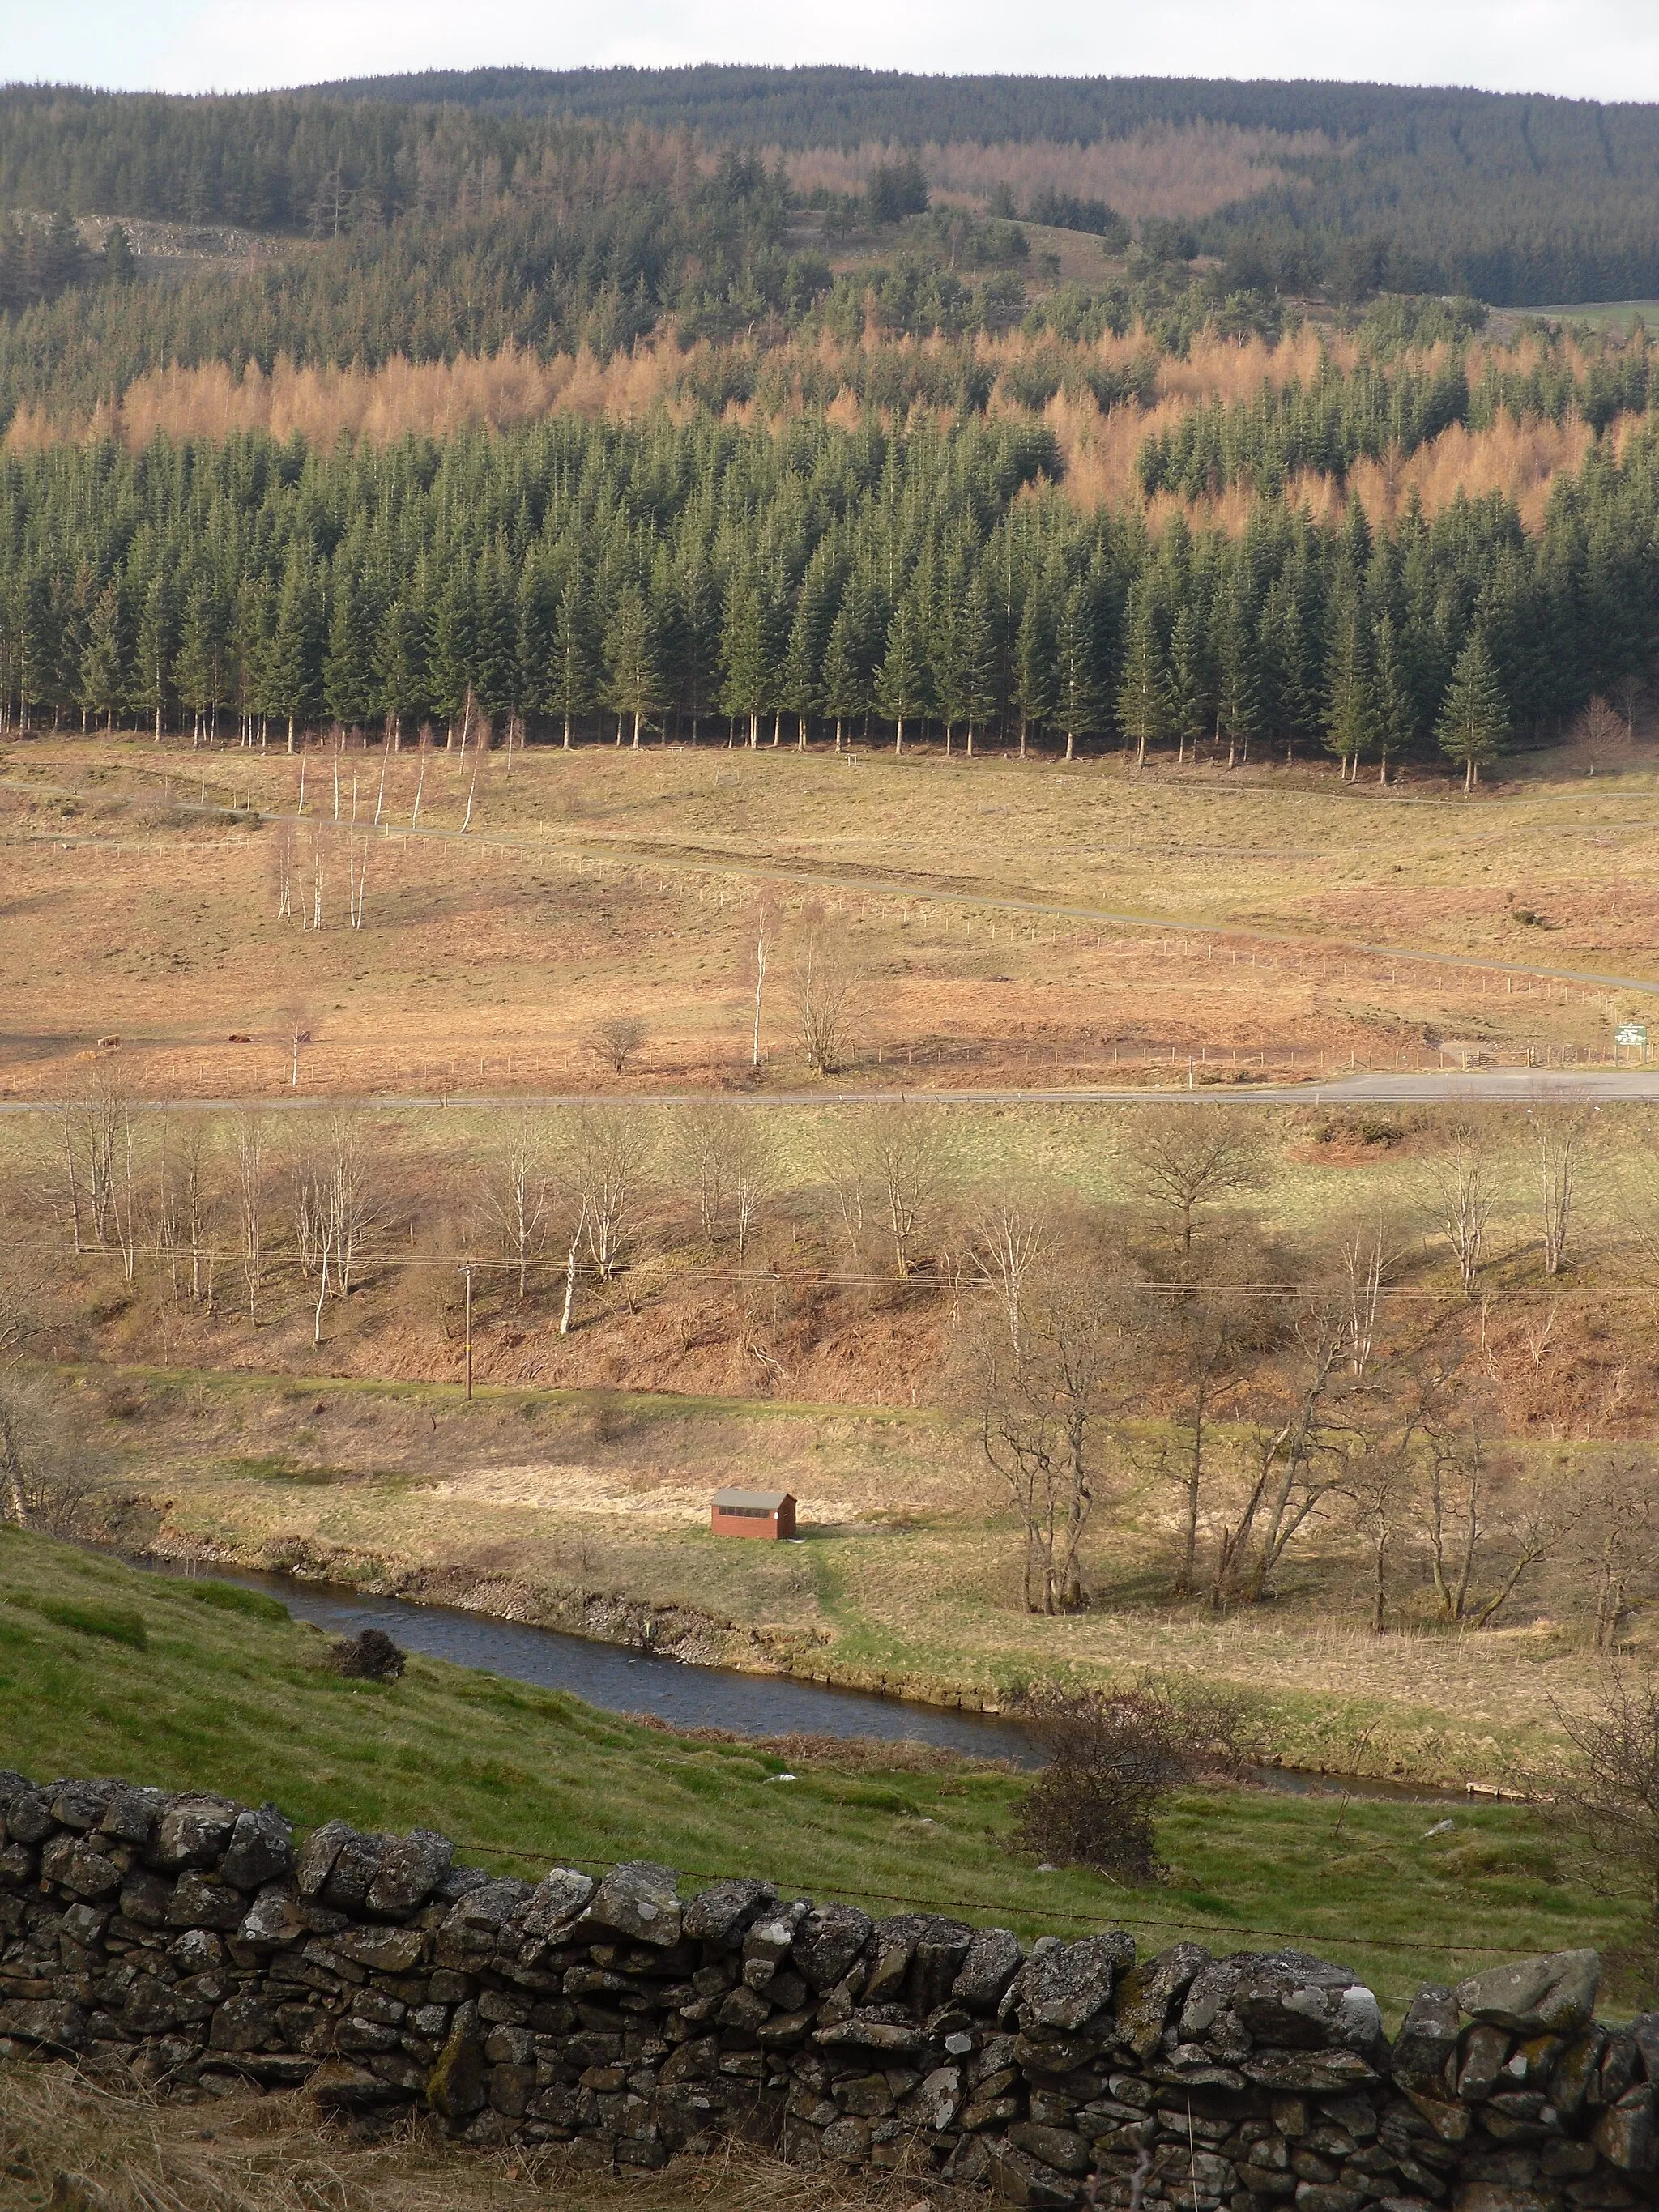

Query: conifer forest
<box><xmin>4</xmin><ymin>70</ymin><xmax>1659</xmax><ymax>782</ymax></box>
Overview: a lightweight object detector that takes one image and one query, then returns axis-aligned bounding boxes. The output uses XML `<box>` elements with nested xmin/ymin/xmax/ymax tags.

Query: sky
<box><xmin>8</xmin><ymin>0</ymin><xmax>1659</xmax><ymax>104</ymax></box>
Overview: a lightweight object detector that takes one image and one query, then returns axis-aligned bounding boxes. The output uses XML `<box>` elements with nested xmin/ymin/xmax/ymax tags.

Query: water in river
<box><xmin>127</xmin><ymin>1554</ymin><xmax>1465</xmax><ymax>1801</ymax></box>
<box><xmin>138</xmin><ymin>1557</ymin><xmax>1043</xmax><ymax>1765</ymax></box>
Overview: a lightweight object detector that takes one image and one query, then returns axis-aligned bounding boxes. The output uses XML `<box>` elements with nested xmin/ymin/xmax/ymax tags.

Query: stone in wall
<box><xmin>2</xmin><ymin>1769</ymin><xmax>1655</xmax><ymax>2210</ymax></box>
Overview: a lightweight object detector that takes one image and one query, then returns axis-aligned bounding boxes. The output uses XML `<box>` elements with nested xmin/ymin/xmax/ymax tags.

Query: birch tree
<box><xmin>1419</xmin><ymin>1112</ymin><xmax>1503</xmax><ymax>1289</ymax></box>
<box><xmin>480</xmin><ymin>1115</ymin><xmax>550</xmax><ymax>1299</ymax></box>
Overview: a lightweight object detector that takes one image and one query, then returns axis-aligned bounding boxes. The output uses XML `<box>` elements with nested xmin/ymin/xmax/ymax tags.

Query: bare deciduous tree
<box><xmin>1334</xmin><ymin>1211</ymin><xmax>1404</xmax><ymax>1379</ymax></box>
<box><xmin>586</xmin><ymin>1014</ymin><xmax>646</xmax><ymax>1076</ymax></box>
<box><xmin>1213</xmin><ymin>1292</ymin><xmax>1359</xmax><ymax>1608</ymax></box>
<box><xmin>970</xmin><ymin>1246</ymin><xmax>1145</xmax><ymax>1613</ymax></box>
<box><xmin>1419</xmin><ymin>1413</ymin><xmax>1578</xmax><ymax>1628</ymax></box>
<box><xmin>793</xmin><ymin>908</ymin><xmax>859</xmax><ymax>1076</ymax></box>
<box><xmin>236</xmin><ymin>1110</ymin><xmax>267</xmax><ymax>1327</ymax></box>
<box><xmin>1154</xmin><ymin>1252</ymin><xmax>1284</xmax><ymax>1605</ymax></box>
<box><xmin>1545</xmin><ymin>1667</ymin><xmax>1659</xmax><ymax>1993</ymax></box>
<box><xmin>294</xmin><ymin>1111</ymin><xmax>380</xmax><ymax>1344</ymax></box>
<box><xmin>821</xmin><ymin>1106</ymin><xmax>952</xmax><ymax>1281</ymax></box>
<box><xmin>967</xmin><ymin>1191</ymin><xmax>1048</xmax><ymax>1355</ymax></box>
<box><xmin>479</xmin><ymin>1116</ymin><xmax>551</xmax><ymax>1299</ymax></box>
<box><xmin>277</xmin><ymin>997</ymin><xmax>314</xmax><ymax>1091</ymax></box>
<box><xmin>1574</xmin><ymin>1454</ymin><xmax>1659</xmax><ymax>1651</ymax></box>
<box><xmin>750</xmin><ymin>895</ymin><xmax>778</xmax><ymax>1069</ymax></box>
<box><xmin>1418</xmin><ymin>1111</ymin><xmax>1503</xmax><ymax>1290</ymax></box>
<box><xmin>1121</xmin><ymin>1106</ymin><xmax>1267</xmax><ymax>1253</ymax></box>
<box><xmin>565</xmin><ymin>1107</ymin><xmax>650</xmax><ymax>1287</ymax></box>
<box><xmin>1529</xmin><ymin>1096</ymin><xmax>1595</xmax><ymax>1278</ymax></box>
<box><xmin>0</xmin><ymin>1376</ymin><xmax>100</xmax><ymax>1536</ymax></box>
<box><xmin>54</xmin><ymin>1072</ymin><xmax>135</xmax><ymax>1264</ymax></box>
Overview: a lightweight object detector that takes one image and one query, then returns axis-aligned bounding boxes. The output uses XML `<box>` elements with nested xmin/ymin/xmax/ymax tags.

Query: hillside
<box><xmin>11</xmin><ymin>70</ymin><xmax>1659</xmax><ymax>304</ymax></box>
<box><xmin>0</xmin><ymin>1528</ymin><xmax>1636</xmax><ymax>2014</ymax></box>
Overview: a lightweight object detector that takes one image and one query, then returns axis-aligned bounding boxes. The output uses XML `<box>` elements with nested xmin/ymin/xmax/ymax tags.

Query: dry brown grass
<box><xmin>2</xmin><ymin>734</ymin><xmax>1657</xmax><ymax>1108</ymax></box>
<box><xmin>0</xmin><ymin>2060</ymin><xmax>916</xmax><ymax>2212</ymax></box>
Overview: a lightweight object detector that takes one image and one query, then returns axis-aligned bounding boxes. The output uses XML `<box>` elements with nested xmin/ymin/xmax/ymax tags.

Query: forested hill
<box><xmin>305</xmin><ymin>63</ymin><xmax>1659</xmax><ymax>151</ymax></box>
<box><xmin>312</xmin><ymin>67</ymin><xmax>1659</xmax><ymax>308</ymax></box>
<box><xmin>6</xmin><ymin>70</ymin><xmax>1659</xmax><ymax>304</ymax></box>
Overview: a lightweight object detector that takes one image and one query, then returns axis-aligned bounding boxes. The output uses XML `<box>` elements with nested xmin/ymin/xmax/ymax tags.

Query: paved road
<box><xmin>2</xmin><ymin>1070</ymin><xmax>1656</xmax><ymax>1114</ymax></box>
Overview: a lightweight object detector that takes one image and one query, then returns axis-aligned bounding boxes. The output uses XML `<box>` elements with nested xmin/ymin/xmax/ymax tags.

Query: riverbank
<box><xmin>51</xmin><ymin>1359</ymin><xmax>1601</xmax><ymax>1792</ymax></box>
<box><xmin>1</xmin><ymin>1527</ymin><xmax>1633</xmax><ymax>2017</ymax></box>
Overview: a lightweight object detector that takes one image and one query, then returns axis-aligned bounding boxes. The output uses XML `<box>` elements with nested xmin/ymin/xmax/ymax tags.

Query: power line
<box><xmin>3</xmin><ymin>1241</ymin><xmax>1656</xmax><ymax>1302</ymax></box>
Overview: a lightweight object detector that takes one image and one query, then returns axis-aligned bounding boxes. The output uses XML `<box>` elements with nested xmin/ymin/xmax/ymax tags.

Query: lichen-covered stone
<box><xmin>150</xmin><ymin>1793</ymin><xmax>240</xmax><ymax>1872</ymax></box>
<box><xmin>953</xmin><ymin>1927</ymin><xmax>1025</xmax><ymax>2013</ymax></box>
<box><xmin>428</xmin><ymin>2018</ymin><xmax>489</xmax><ymax>2123</ymax></box>
<box><xmin>682</xmin><ymin>1877</ymin><xmax>774</xmax><ymax>1944</ymax></box>
<box><xmin>365</xmin><ymin>1828</ymin><xmax>453</xmax><ymax>1916</ymax></box>
<box><xmin>1021</xmin><ymin>1931</ymin><xmax>1135</xmax><ymax>2032</ymax></box>
<box><xmin>792</xmin><ymin>1903</ymin><xmax>872</xmax><ymax>1991</ymax></box>
<box><xmin>585</xmin><ymin>1860</ymin><xmax>682</xmax><ymax>1947</ymax></box>
<box><xmin>1457</xmin><ymin>1954</ymin><xmax>1601</xmax><ymax>2039</ymax></box>
<box><xmin>219</xmin><ymin>1805</ymin><xmax>293</xmax><ymax>1892</ymax></box>
<box><xmin>519</xmin><ymin>1865</ymin><xmax>595</xmax><ymax>1937</ymax></box>
<box><xmin>987</xmin><ymin>2139</ymin><xmax>1083</xmax><ymax>2206</ymax></box>
<box><xmin>1114</xmin><ymin>1941</ymin><xmax>1211</xmax><ymax>2062</ymax></box>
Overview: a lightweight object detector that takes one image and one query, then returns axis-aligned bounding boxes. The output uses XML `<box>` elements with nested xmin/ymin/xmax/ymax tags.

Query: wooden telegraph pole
<box><xmin>463</xmin><ymin>1264</ymin><xmax>473</xmax><ymax>1400</ymax></box>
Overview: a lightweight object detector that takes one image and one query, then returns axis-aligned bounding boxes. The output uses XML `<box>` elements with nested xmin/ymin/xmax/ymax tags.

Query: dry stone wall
<box><xmin>2</xmin><ymin>1771</ymin><xmax>1656</xmax><ymax>2211</ymax></box>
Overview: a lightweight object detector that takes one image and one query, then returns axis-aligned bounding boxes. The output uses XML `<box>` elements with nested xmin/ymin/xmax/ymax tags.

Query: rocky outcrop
<box><xmin>1</xmin><ymin>1769</ymin><xmax>1653</xmax><ymax>2209</ymax></box>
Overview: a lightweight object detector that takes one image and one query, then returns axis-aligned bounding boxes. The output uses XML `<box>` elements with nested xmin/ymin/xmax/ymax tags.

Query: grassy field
<box><xmin>3</xmin><ymin>730</ymin><xmax>1658</xmax><ymax>1102</ymax></box>
<box><xmin>0</xmin><ymin>1527</ymin><xmax>1637</xmax><ymax>2020</ymax></box>
<box><xmin>1529</xmin><ymin>300</ymin><xmax>1659</xmax><ymax>332</ymax></box>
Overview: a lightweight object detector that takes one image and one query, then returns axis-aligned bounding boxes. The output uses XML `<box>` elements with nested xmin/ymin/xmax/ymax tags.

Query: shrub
<box><xmin>326</xmin><ymin>1627</ymin><xmax>406</xmax><ymax>1681</ymax></box>
<box><xmin>1013</xmin><ymin>1682</ymin><xmax>1192</xmax><ymax>1880</ymax></box>
<box><xmin>182</xmin><ymin>1579</ymin><xmax>289</xmax><ymax>1624</ymax></box>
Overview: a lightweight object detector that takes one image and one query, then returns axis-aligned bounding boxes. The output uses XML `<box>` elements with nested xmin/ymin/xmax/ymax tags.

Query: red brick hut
<box><xmin>710</xmin><ymin>1486</ymin><xmax>797</xmax><ymax>1541</ymax></box>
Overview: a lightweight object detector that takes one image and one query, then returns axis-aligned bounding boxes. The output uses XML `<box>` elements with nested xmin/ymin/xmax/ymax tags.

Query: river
<box><xmin>127</xmin><ymin>1554</ymin><xmax>1465</xmax><ymax>1801</ymax></box>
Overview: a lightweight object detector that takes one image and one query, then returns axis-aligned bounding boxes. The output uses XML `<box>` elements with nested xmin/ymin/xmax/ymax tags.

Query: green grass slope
<box><xmin>0</xmin><ymin>1527</ymin><xmax>1634</xmax><ymax>2018</ymax></box>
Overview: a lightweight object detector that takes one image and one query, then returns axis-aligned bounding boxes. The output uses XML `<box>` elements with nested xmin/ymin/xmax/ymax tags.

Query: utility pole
<box><xmin>462</xmin><ymin>1264</ymin><xmax>473</xmax><ymax>1400</ymax></box>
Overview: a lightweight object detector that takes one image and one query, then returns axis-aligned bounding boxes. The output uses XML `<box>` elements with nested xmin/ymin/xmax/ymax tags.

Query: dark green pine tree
<box><xmin>1323</xmin><ymin>607</ymin><xmax>1376</xmax><ymax>781</ymax></box>
<box><xmin>267</xmin><ymin>549</ymin><xmax>322</xmax><ymax>752</ymax></box>
<box><xmin>515</xmin><ymin>560</ymin><xmax>555</xmax><ymax>744</ymax></box>
<box><xmin>1370</xmin><ymin>612</ymin><xmax>1414</xmax><ymax>785</ymax></box>
<box><xmin>876</xmin><ymin>595</ymin><xmax>932</xmax><ymax>754</ymax></box>
<box><xmin>1213</xmin><ymin>573</ymin><xmax>1260</xmax><ymax>765</ymax></box>
<box><xmin>79</xmin><ymin>581</ymin><xmax>126</xmax><ymax>733</ymax></box>
<box><xmin>604</xmin><ymin>584</ymin><xmax>660</xmax><ymax>748</ymax></box>
<box><xmin>957</xmin><ymin>573</ymin><xmax>997</xmax><ymax>757</ymax></box>
<box><xmin>1166</xmin><ymin>603</ymin><xmax>1209</xmax><ymax>765</ymax></box>
<box><xmin>470</xmin><ymin>545</ymin><xmax>518</xmax><ymax>727</ymax></box>
<box><xmin>1053</xmin><ymin>578</ymin><xmax>1102</xmax><ymax>761</ymax></box>
<box><xmin>374</xmin><ymin>599</ymin><xmax>428</xmax><ymax>747</ymax></box>
<box><xmin>133</xmin><ymin>569</ymin><xmax>178</xmax><ymax>743</ymax></box>
<box><xmin>1437</xmin><ymin>628</ymin><xmax>1510</xmax><ymax>792</ymax></box>
<box><xmin>322</xmin><ymin>565</ymin><xmax>375</xmax><ymax>733</ymax></box>
<box><xmin>819</xmin><ymin>583</ymin><xmax>876</xmax><ymax>751</ymax></box>
<box><xmin>176</xmin><ymin>575</ymin><xmax>229</xmax><ymax>744</ymax></box>
<box><xmin>719</xmin><ymin>574</ymin><xmax>770</xmax><ymax>748</ymax></box>
<box><xmin>672</xmin><ymin>546</ymin><xmax>723</xmax><ymax>744</ymax></box>
<box><xmin>427</xmin><ymin>564</ymin><xmax>476</xmax><ymax>746</ymax></box>
<box><xmin>1013</xmin><ymin>584</ymin><xmax>1056</xmax><ymax>758</ymax></box>
<box><xmin>547</xmin><ymin>567</ymin><xmax>595</xmax><ymax>749</ymax></box>
<box><xmin>1115</xmin><ymin>577</ymin><xmax>1168</xmax><ymax>769</ymax></box>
